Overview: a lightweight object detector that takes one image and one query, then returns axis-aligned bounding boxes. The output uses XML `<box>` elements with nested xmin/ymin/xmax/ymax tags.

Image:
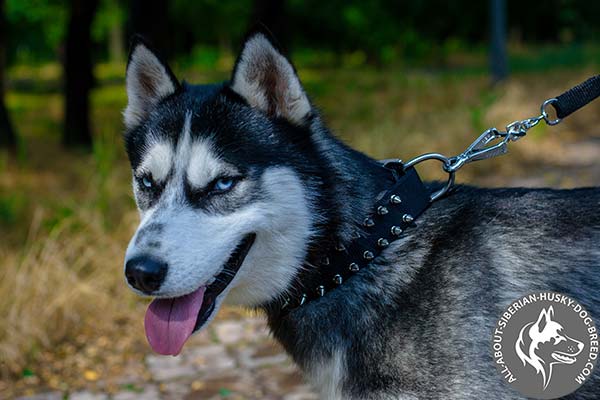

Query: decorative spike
<box><xmin>299</xmin><ymin>293</ymin><xmax>308</xmax><ymax>306</ymax></box>
<box><xmin>322</xmin><ymin>256</ymin><xmax>330</xmax><ymax>266</ymax></box>
<box><xmin>363</xmin><ymin>217</ymin><xmax>375</xmax><ymax>227</ymax></box>
<box><xmin>363</xmin><ymin>250</ymin><xmax>374</xmax><ymax>260</ymax></box>
<box><xmin>391</xmin><ymin>226</ymin><xmax>402</xmax><ymax>235</ymax></box>
<box><xmin>377</xmin><ymin>238</ymin><xmax>389</xmax><ymax>247</ymax></box>
<box><xmin>281</xmin><ymin>297</ymin><xmax>291</xmax><ymax>309</ymax></box>
<box><xmin>333</xmin><ymin>274</ymin><xmax>343</xmax><ymax>285</ymax></box>
<box><xmin>349</xmin><ymin>262</ymin><xmax>360</xmax><ymax>272</ymax></box>
<box><xmin>377</xmin><ymin>206</ymin><xmax>389</xmax><ymax>215</ymax></box>
<box><xmin>390</xmin><ymin>195</ymin><xmax>402</xmax><ymax>204</ymax></box>
<box><xmin>335</xmin><ymin>242</ymin><xmax>345</xmax><ymax>252</ymax></box>
<box><xmin>402</xmin><ymin>214</ymin><xmax>414</xmax><ymax>223</ymax></box>
<box><xmin>317</xmin><ymin>285</ymin><xmax>325</xmax><ymax>297</ymax></box>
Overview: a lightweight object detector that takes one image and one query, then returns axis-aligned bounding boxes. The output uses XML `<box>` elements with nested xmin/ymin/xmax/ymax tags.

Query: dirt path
<box><xmin>16</xmin><ymin>317</ymin><xmax>317</xmax><ymax>400</ymax></box>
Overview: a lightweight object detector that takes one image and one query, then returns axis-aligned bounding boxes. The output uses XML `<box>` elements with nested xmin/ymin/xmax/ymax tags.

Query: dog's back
<box><xmin>274</xmin><ymin>186</ymin><xmax>600</xmax><ymax>399</ymax></box>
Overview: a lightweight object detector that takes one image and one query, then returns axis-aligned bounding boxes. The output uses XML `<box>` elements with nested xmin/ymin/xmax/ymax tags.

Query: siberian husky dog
<box><xmin>122</xmin><ymin>32</ymin><xmax>600</xmax><ymax>399</ymax></box>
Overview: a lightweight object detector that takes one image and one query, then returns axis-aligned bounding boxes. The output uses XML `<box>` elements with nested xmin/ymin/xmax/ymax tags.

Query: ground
<box><xmin>1</xmin><ymin>58</ymin><xmax>599</xmax><ymax>399</ymax></box>
<box><xmin>14</xmin><ymin>315</ymin><xmax>317</xmax><ymax>400</ymax></box>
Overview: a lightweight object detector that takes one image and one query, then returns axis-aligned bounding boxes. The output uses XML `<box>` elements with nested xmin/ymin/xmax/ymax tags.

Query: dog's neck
<box><xmin>310</xmin><ymin>117</ymin><xmax>396</xmax><ymax>239</ymax></box>
<box><xmin>263</xmin><ymin>118</ymin><xmax>395</xmax><ymax>314</ymax></box>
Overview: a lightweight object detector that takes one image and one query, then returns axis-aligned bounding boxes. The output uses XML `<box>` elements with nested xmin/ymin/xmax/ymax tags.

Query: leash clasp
<box><xmin>444</xmin><ymin>128</ymin><xmax>508</xmax><ymax>173</ymax></box>
<box><xmin>443</xmin><ymin>100</ymin><xmax>553</xmax><ymax>175</ymax></box>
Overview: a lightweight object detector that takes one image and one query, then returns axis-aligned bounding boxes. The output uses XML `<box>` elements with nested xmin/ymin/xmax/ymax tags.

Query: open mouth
<box><xmin>552</xmin><ymin>351</ymin><xmax>577</xmax><ymax>364</ymax></box>
<box><xmin>193</xmin><ymin>233</ymin><xmax>256</xmax><ymax>332</ymax></box>
<box><xmin>144</xmin><ymin>233</ymin><xmax>256</xmax><ymax>355</ymax></box>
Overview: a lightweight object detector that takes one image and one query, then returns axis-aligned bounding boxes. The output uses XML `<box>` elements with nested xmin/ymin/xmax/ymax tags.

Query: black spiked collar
<box><xmin>278</xmin><ymin>160</ymin><xmax>432</xmax><ymax>312</ymax></box>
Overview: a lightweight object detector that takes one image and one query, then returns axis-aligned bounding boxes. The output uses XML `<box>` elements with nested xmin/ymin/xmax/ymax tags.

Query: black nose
<box><xmin>125</xmin><ymin>256</ymin><xmax>168</xmax><ymax>294</ymax></box>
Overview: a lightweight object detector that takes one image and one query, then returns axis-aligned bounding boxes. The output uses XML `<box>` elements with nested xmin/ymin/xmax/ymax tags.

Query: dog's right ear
<box><xmin>124</xmin><ymin>37</ymin><xmax>180</xmax><ymax>130</ymax></box>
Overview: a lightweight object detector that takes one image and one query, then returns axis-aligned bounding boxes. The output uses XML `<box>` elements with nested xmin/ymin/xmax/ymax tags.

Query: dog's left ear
<box><xmin>230</xmin><ymin>33</ymin><xmax>311</xmax><ymax>125</ymax></box>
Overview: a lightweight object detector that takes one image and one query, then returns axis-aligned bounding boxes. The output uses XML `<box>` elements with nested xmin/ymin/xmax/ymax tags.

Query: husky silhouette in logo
<box><xmin>515</xmin><ymin>306</ymin><xmax>584</xmax><ymax>389</ymax></box>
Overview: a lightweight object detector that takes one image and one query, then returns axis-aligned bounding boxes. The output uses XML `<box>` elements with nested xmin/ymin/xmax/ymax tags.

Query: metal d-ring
<box><xmin>403</xmin><ymin>153</ymin><xmax>455</xmax><ymax>202</ymax></box>
<box><xmin>541</xmin><ymin>98</ymin><xmax>562</xmax><ymax>126</ymax></box>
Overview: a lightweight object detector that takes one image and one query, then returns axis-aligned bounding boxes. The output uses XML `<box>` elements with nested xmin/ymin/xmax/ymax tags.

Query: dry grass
<box><xmin>0</xmin><ymin>60</ymin><xmax>599</xmax><ymax>395</ymax></box>
<box><xmin>0</xmin><ymin>206</ymin><xmax>139</xmax><ymax>375</ymax></box>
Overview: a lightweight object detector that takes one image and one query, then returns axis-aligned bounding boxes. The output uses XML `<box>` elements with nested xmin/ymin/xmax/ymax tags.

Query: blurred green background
<box><xmin>0</xmin><ymin>1</ymin><xmax>599</xmax><ymax>399</ymax></box>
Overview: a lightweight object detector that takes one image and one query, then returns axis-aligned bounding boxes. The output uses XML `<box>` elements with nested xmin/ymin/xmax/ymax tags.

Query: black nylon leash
<box><xmin>279</xmin><ymin>75</ymin><xmax>600</xmax><ymax>312</ymax></box>
<box><xmin>554</xmin><ymin>75</ymin><xmax>600</xmax><ymax>120</ymax></box>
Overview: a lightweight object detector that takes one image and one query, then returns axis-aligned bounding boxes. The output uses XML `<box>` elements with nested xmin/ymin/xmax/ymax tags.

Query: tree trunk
<box><xmin>490</xmin><ymin>0</ymin><xmax>508</xmax><ymax>82</ymax></box>
<box><xmin>0</xmin><ymin>0</ymin><xmax>15</xmax><ymax>149</ymax></box>
<box><xmin>63</xmin><ymin>0</ymin><xmax>99</xmax><ymax>148</ymax></box>
<box><xmin>128</xmin><ymin>0</ymin><xmax>171</xmax><ymax>58</ymax></box>
<box><xmin>251</xmin><ymin>0</ymin><xmax>288</xmax><ymax>51</ymax></box>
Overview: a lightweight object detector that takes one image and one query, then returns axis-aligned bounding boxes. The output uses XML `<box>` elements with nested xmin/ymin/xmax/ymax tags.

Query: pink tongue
<box><xmin>144</xmin><ymin>286</ymin><xmax>206</xmax><ymax>355</ymax></box>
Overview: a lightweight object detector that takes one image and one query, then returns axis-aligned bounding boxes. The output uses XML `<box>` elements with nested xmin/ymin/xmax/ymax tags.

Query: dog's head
<box><xmin>122</xmin><ymin>33</ymin><xmax>321</xmax><ymax>355</ymax></box>
<box><xmin>515</xmin><ymin>306</ymin><xmax>584</xmax><ymax>388</ymax></box>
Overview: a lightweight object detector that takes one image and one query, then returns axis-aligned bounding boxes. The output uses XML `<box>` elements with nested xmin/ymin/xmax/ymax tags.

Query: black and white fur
<box><xmin>123</xmin><ymin>33</ymin><xmax>600</xmax><ymax>399</ymax></box>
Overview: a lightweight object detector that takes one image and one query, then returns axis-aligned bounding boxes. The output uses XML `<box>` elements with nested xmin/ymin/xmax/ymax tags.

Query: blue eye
<box><xmin>214</xmin><ymin>177</ymin><xmax>235</xmax><ymax>192</ymax></box>
<box><xmin>142</xmin><ymin>176</ymin><xmax>153</xmax><ymax>189</ymax></box>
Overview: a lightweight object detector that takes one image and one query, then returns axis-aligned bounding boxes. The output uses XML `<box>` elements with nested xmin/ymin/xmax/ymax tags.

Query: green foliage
<box><xmin>92</xmin><ymin>0</ymin><xmax>125</xmax><ymax>44</ymax></box>
<box><xmin>509</xmin><ymin>44</ymin><xmax>600</xmax><ymax>72</ymax></box>
<box><xmin>178</xmin><ymin>46</ymin><xmax>222</xmax><ymax>70</ymax></box>
<box><xmin>170</xmin><ymin>0</ymin><xmax>252</xmax><ymax>50</ymax></box>
<box><xmin>3</xmin><ymin>0</ymin><xmax>600</xmax><ymax>67</ymax></box>
<box><xmin>5</xmin><ymin>0</ymin><xmax>67</xmax><ymax>63</ymax></box>
<box><xmin>0</xmin><ymin>192</ymin><xmax>25</xmax><ymax>225</ymax></box>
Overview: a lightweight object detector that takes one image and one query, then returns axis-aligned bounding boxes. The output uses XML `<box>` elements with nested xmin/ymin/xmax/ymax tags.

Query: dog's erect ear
<box><xmin>124</xmin><ymin>37</ymin><xmax>180</xmax><ymax>130</ymax></box>
<box><xmin>230</xmin><ymin>33</ymin><xmax>311</xmax><ymax>125</ymax></box>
